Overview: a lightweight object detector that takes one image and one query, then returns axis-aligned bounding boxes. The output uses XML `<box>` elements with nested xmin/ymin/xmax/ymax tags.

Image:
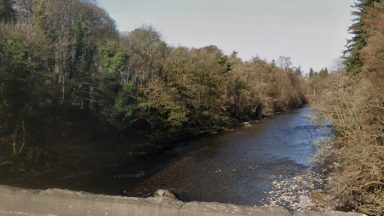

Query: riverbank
<box><xmin>264</xmin><ymin>168</ymin><xmax>329</xmax><ymax>211</ymax></box>
<box><xmin>0</xmin><ymin>185</ymin><xmax>365</xmax><ymax>216</ymax></box>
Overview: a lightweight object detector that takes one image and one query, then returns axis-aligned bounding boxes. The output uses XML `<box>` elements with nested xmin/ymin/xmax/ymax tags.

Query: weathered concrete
<box><xmin>294</xmin><ymin>211</ymin><xmax>366</xmax><ymax>216</ymax></box>
<box><xmin>0</xmin><ymin>186</ymin><xmax>365</xmax><ymax>216</ymax></box>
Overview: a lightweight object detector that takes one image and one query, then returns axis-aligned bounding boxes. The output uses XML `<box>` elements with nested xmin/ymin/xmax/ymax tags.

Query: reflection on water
<box><xmin>0</xmin><ymin>107</ymin><xmax>333</xmax><ymax>206</ymax></box>
<box><xmin>119</xmin><ymin>107</ymin><xmax>333</xmax><ymax>205</ymax></box>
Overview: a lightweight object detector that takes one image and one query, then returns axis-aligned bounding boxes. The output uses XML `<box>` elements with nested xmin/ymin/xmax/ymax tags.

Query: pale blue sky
<box><xmin>97</xmin><ymin>0</ymin><xmax>355</xmax><ymax>72</ymax></box>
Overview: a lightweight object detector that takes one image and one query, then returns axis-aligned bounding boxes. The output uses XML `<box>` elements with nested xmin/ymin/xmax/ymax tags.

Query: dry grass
<box><xmin>312</xmin><ymin>71</ymin><xmax>384</xmax><ymax>216</ymax></box>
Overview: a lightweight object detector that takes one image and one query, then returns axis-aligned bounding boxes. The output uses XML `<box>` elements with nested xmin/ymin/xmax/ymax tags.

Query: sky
<box><xmin>97</xmin><ymin>0</ymin><xmax>355</xmax><ymax>72</ymax></box>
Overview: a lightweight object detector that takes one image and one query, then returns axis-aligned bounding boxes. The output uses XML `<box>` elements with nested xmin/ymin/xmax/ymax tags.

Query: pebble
<box><xmin>263</xmin><ymin>169</ymin><xmax>325</xmax><ymax>212</ymax></box>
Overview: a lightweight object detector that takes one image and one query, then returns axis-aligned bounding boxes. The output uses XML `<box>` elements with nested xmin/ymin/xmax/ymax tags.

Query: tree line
<box><xmin>0</xmin><ymin>0</ymin><xmax>306</xmax><ymax>164</ymax></box>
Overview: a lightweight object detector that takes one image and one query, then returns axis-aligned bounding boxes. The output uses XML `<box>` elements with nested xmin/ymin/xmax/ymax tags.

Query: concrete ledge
<box><xmin>0</xmin><ymin>186</ymin><xmax>365</xmax><ymax>216</ymax></box>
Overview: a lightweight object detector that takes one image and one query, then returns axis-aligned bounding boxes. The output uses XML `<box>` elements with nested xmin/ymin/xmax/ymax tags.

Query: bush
<box><xmin>313</xmin><ymin>71</ymin><xmax>384</xmax><ymax>215</ymax></box>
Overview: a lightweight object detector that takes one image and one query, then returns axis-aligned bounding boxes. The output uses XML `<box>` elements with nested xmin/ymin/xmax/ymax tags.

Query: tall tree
<box><xmin>0</xmin><ymin>24</ymin><xmax>51</xmax><ymax>154</ymax></box>
<box><xmin>308</xmin><ymin>68</ymin><xmax>315</xmax><ymax>78</ymax></box>
<box><xmin>344</xmin><ymin>0</ymin><xmax>382</xmax><ymax>74</ymax></box>
<box><xmin>123</xmin><ymin>26</ymin><xmax>168</xmax><ymax>85</ymax></box>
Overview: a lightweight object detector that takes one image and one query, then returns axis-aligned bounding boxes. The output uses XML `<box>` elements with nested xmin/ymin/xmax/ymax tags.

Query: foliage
<box><xmin>314</xmin><ymin>72</ymin><xmax>384</xmax><ymax>215</ymax></box>
<box><xmin>0</xmin><ymin>23</ymin><xmax>52</xmax><ymax>155</ymax></box>
<box><xmin>313</xmin><ymin>1</ymin><xmax>384</xmax><ymax>215</ymax></box>
<box><xmin>0</xmin><ymin>0</ymin><xmax>306</xmax><ymax>168</ymax></box>
<box><xmin>344</xmin><ymin>0</ymin><xmax>382</xmax><ymax>74</ymax></box>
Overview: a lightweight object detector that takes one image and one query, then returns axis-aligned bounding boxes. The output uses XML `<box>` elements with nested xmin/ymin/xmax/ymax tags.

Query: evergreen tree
<box><xmin>344</xmin><ymin>0</ymin><xmax>382</xmax><ymax>74</ymax></box>
<box><xmin>294</xmin><ymin>67</ymin><xmax>302</xmax><ymax>77</ymax></box>
<box><xmin>309</xmin><ymin>68</ymin><xmax>314</xmax><ymax>78</ymax></box>
<box><xmin>319</xmin><ymin>68</ymin><xmax>329</xmax><ymax>78</ymax></box>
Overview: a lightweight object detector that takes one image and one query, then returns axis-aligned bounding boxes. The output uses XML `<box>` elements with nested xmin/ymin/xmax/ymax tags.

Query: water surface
<box><xmin>115</xmin><ymin>107</ymin><xmax>332</xmax><ymax>205</ymax></box>
<box><xmin>0</xmin><ymin>107</ymin><xmax>332</xmax><ymax>206</ymax></box>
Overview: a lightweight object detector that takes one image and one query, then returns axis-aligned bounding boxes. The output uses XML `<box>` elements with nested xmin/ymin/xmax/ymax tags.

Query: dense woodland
<box><xmin>2</xmin><ymin>0</ymin><xmax>383</xmax><ymax>215</ymax></box>
<box><xmin>0</xmin><ymin>0</ymin><xmax>306</xmax><ymax>172</ymax></box>
<box><xmin>309</xmin><ymin>0</ymin><xmax>384</xmax><ymax>215</ymax></box>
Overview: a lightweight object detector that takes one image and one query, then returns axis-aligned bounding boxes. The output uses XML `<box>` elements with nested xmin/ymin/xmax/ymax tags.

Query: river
<box><xmin>1</xmin><ymin>107</ymin><xmax>333</xmax><ymax>207</ymax></box>
<box><xmin>107</xmin><ymin>107</ymin><xmax>331</xmax><ymax>206</ymax></box>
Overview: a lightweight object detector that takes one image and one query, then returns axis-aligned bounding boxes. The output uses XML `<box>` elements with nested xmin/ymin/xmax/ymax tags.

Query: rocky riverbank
<box><xmin>263</xmin><ymin>168</ymin><xmax>333</xmax><ymax>212</ymax></box>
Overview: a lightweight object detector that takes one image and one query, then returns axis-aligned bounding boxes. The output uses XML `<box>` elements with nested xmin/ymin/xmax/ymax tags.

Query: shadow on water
<box><xmin>0</xmin><ymin>107</ymin><xmax>334</xmax><ymax>206</ymax></box>
<box><xmin>114</xmin><ymin>107</ymin><xmax>333</xmax><ymax>205</ymax></box>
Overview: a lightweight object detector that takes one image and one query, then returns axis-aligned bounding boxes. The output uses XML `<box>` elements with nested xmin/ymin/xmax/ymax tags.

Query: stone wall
<box><xmin>0</xmin><ymin>186</ymin><xmax>365</xmax><ymax>216</ymax></box>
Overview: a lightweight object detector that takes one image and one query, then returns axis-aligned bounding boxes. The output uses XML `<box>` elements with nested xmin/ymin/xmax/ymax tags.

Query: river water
<box><xmin>1</xmin><ymin>107</ymin><xmax>333</xmax><ymax>207</ymax></box>
<box><xmin>110</xmin><ymin>107</ymin><xmax>332</xmax><ymax>206</ymax></box>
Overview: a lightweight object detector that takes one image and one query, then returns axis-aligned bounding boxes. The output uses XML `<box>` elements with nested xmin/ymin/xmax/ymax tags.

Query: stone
<box><xmin>242</xmin><ymin>122</ymin><xmax>252</xmax><ymax>128</ymax></box>
<box><xmin>153</xmin><ymin>189</ymin><xmax>178</xmax><ymax>201</ymax></box>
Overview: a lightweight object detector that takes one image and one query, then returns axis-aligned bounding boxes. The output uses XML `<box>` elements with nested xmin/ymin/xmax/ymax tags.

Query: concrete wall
<box><xmin>0</xmin><ymin>186</ymin><xmax>365</xmax><ymax>216</ymax></box>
